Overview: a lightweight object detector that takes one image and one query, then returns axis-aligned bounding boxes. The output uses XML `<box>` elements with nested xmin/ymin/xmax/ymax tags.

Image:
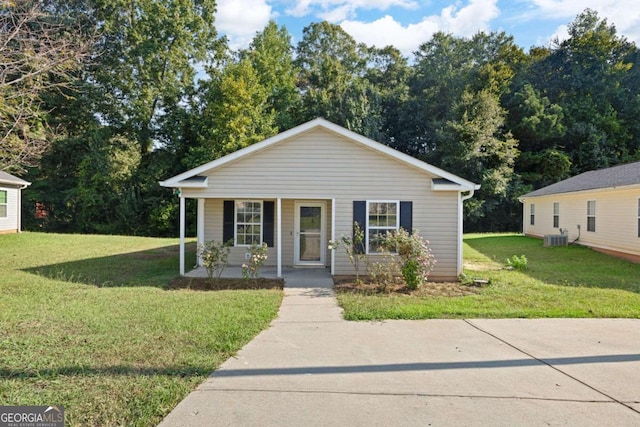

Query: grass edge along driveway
<box><xmin>337</xmin><ymin>233</ymin><xmax>640</xmax><ymax>320</ymax></box>
<box><xmin>0</xmin><ymin>232</ymin><xmax>283</xmax><ymax>427</ymax></box>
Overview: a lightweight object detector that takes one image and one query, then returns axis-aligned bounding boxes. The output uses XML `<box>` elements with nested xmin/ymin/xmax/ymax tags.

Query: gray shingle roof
<box><xmin>521</xmin><ymin>160</ymin><xmax>640</xmax><ymax>198</ymax></box>
<box><xmin>0</xmin><ymin>170</ymin><xmax>30</xmax><ymax>187</ymax></box>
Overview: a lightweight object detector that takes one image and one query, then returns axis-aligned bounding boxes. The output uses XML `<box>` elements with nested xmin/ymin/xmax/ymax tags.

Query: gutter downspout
<box><xmin>458</xmin><ymin>188</ymin><xmax>476</xmax><ymax>276</ymax></box>
<box><xmin>17</xmin><ymin>182</ymin><xmax>30</xmax><ymax>233</ymax></box>
<box><xmin>518</xmin><ymin>197</ymin><xmax>525</xmax><ymax>235</ymax></box>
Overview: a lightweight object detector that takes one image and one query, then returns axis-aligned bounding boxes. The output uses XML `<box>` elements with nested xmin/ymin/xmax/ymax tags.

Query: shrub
<box><xmin>506</xmin><ymin>254</ymin><xmax>528</xmax><ymax>270</ymax></box>
<box><xmin>198</xmin><ymin>240</ymin><xmax>232</xmax><ymax>282</ymax></box>
<box><xmin>381</xmin><ymin>229</ymin><xmax>436</xmax><ymax>290</ymax></box>
<box><xmin>242</xmin><ymin>242</ymin><xmax>269</xmax><ymax>280</ymax></box>
<box><xmin>367</xmin><ymin>260</ymin><xmax>397</xmax><ymax>293</ymax></box>
<box><xmin>329</xmin><ymin>222</ymin><xmax>367</xmax><ymax>282</ymax></box>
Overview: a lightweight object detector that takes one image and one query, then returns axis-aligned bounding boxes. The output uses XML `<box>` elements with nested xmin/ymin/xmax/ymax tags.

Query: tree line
<box><xmin>2</xmin><ymin>1</ymin><xmax>639</xmax><ymax>235</ymax></box>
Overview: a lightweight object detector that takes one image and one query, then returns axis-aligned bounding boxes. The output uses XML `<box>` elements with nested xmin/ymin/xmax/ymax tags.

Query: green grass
<box><xmin>0</xmin><ymin>232</ymin><xmax>282</xmax><ymax>426</ymax></box>
<box><xmin>337</xmin><ymin>233</ymin><xmax>640</xmax><ymax>320</ymax></box>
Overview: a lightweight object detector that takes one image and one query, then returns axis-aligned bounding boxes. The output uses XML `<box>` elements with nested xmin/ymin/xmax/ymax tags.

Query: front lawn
<box><xmin>0</xmin><ymin>232</ymin><xmax>282</xmax><ymax>426</ymax></box>
<box><xmin>337</xmin><ymin>233</ymin><xmax>640</xmax><ymax>320</ymax></box>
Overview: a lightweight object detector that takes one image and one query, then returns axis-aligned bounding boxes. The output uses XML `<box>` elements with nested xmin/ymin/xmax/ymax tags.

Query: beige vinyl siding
<box><xmin>522</xmin><ymin>186</ymin><xmax>640</xmax><ymax>257</ymax></box>
<box><xmin>187</xmin><ymin>128</ymin><xmax>460</xmax><ymax>279</ymax></box>
<box><xmin>0</xmin><ymin>186</ymin><xmax>20</xmax><ymax>233</ymax></box>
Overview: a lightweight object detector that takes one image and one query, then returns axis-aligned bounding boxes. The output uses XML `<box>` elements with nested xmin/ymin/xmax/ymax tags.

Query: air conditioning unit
<box><xmin>544</xmin><ymin>234</ymin><xmax>568</xmax><ymax>247</ymax></box>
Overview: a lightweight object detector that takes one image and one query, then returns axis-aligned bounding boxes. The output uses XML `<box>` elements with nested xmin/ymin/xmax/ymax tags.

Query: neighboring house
<box><xmin>519</xmin><ymin>160</ymin><xmax>640</xmax><ymax>261</ymax></box>
<box><xmin>0</xmin><ymin>170</ymin><xmax>31</xmax><ymax>234</ymax></box>
<box><xmin>160</xmin><ymin>118</ymin><xmax>480</xmax><ymax>280</ymax></box>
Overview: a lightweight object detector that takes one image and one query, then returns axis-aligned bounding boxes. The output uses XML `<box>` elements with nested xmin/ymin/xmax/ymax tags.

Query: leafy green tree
<box><xmin>517</xmin><ymin>149</ymin><xmax>571</xmax><ymax>188</ymax></box>
<box><xmin>439</xmin><ymin>90</ymin><xmax>519</xmax><ymax>230</ymax></box>
<box><xmin>508</xmin><ymin>83</ymin><xmax>565</xmax><ymax>152</ymax></box>
<box><xmin>399</xmin><ymin>31</ymin><xmax>523</xmax><ymax>160</ymax></box>
<box><xmin>242</xmin><ymin>21</ymin><xmax>301</xmax><ymax>131</ymax></box>
<box><xmin>74</xmin><ymin>135</ymin><xmax>141</xmax><ymax>233</ymax></box>
<box><xmin>295</xmin><ymin>21</ymin><xmax>381</xmax><ymax>137</ymax></box>
<box><xmin>91</xmin><ymin>0</ymin><xmax>220</xmax><ymax>154</ymax></box>
<box><xmin>184</xmin><ymin>58</ymin><xmax>276</xmax><ymax>168</ymax></box>
<box><xmin>525</xmin><ymin>9</ymin><xmax>636</xmax><ymax>172</ymax></box>
<box><xmin>364</xmin><ymin>46</ymin><xmax>411</xmax><ymax>145</ymax></box>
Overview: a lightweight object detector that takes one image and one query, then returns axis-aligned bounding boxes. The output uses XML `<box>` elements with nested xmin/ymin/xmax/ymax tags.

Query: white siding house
<box><xmin>520</xmin><ymin>161</ymin><xmax>640</xmax><ymax>261</ymax></box>
<box><xmin>0</xmin><ymin>171</ymin><xmax>31</xmax><ymax>234</ymax></box>
<box><xmin>160</xmin><ymin>118</ymin><xmax>480</xmax><ymax>281</ymax></box>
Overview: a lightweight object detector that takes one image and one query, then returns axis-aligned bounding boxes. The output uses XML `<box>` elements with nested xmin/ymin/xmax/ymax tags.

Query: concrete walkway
<box><xmin>159</xmin><ymin>270</ymin><xmax>640</xmax><ymax>426</ymax></box>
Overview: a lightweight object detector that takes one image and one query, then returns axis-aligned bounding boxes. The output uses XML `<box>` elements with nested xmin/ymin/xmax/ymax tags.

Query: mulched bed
<box><xmin>333</xmin><ymin>276</ymin><xmax>482</xmax><ymax>297</ymax></box>
<box><xmin>168</xmin><ymin>277</ymin><xmax>284</xmax><ymax>291</ymax></box>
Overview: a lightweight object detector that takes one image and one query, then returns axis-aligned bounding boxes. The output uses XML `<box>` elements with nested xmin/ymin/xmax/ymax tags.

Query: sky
<box><xmin>214</xmin><ymin>0</ymin><xmax>640</xmax><ymax>57</ymax></box>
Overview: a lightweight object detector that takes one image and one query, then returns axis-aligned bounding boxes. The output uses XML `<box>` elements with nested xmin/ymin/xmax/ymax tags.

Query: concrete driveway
<box><xmin>159</xmin><ymin>270</ymin><xmax>640</xmax><ymax>426</ymax></box>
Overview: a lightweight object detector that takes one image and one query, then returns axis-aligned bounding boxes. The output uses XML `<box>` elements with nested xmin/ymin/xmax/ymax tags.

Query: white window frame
<box><xmin>587</xmin><ymin>200</ymin><xmax>596</xmax><ymax>232</ymax></box>
<box><xmin>366</xmin><ymin>200</ymin><xmax>399</xmax><ymax>254</ymax></box>
<box><xmin>530</xmin><ymin>204</ymin><xmax>535</xmax><ymax>226</ymax></box>
<box><xmin>553</xmin><ymin>202</ymin><xmax>559</xmax><ymax>228</ymax></box>
<box><xmin>0</xmin><ymin>190</ymin><xmax>6</xmax><ymax>218</ymax></box>
<box><xmin>234</xmin><ymin>200</ymin><xmax>263</xmax><ymax>247</ymax></box>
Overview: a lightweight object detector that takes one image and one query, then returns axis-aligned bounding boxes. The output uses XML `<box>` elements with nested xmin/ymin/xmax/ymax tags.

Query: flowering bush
<box><xmin>380</xmin><ymin>229</ymin><xmax>436</xmax><ymax>290</ymax></box>
<box><xmin>198</xmin><ymin>240</ymin><xmax>232</xmax><ymax>282</ymax></box>
<box><xmin>242</xmin><ymin>242</ymin><xmax>269</xmax><ymax>280</ymax></box>
<box><xmin>328</xmin><ymin>222</ymin><xmax>366</xmax><ymax>282</ymax></box>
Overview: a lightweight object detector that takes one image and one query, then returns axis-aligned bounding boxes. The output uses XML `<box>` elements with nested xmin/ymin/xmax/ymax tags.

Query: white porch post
<box><xmin>331</xmin><ymin>198</ymin><xmax>336</xmax><ymax>275</ymax></box>
<box><xmin>277</xmin><ymin>197</ymin><xmax>282</xmax><ymax>278</ymax></box>
<box><xmin>197</xmin><ymin>198</ymin><xmax>205</xmax><ymax>266</ymax></box>
<box><xmin>179</xmin><ymin>193</ymin><xmax>186</xmax><ymax>276</ymax></box>
<box><xmin>457</xmin><ymin>193</ymin><xmax>463</xmax><ymax>276</ymax></box>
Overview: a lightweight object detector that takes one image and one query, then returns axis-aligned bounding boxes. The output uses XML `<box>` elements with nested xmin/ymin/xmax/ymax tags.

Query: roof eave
<box><xmin>159</xmin><ymin>176</ymin><xmax>209</xmax><ymax>189</ymax></box>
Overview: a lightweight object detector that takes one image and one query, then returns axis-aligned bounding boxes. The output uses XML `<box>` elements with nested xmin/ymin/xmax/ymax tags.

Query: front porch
<box><xmin>178</xmin><ymin>197</ymin><xmax>336</xmax><ymax>278</ymax></box>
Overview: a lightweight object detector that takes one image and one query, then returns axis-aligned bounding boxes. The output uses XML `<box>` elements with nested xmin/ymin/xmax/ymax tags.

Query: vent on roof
<box><xmin>544</xmin><ymin>234</ymin><xmax>568</xmax><ymax>247</ymax></box>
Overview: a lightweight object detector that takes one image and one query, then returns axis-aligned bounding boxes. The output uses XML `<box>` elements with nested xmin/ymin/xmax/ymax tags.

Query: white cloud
<box><xmin>341</xmin><ymin>0</ymin><xmax>500</xmax><ymax>57</ymax></box>
<box><xmin>526</xmin><ymin>0</ymin><xmax>640</xmax><ymax>45</ymax></box>
<box><xmin>534</xmin><ymin>23</ymin><xmax>568</xmax><ymax>47</ymax></box>
<box><xmin>284</xmin><ymin>0</ymin><xmax>419</xmax><ymax>21</ymax></box>
<box><xmin>216</xmin><ymin>0</ymin><xmax>274</xmax><ymax>49</ymax></box>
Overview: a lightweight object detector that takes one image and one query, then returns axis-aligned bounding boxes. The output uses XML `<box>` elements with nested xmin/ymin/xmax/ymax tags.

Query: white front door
<box><xmin>294</xmin><ymin>201</ymin><xmax>325</xmax><ymax>265</ymax></box>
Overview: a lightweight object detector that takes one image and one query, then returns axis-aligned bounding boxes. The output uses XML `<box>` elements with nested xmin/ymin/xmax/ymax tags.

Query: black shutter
<box><xmin>400</xmin><ymin>201</ymin><xmax>413</xmax><ymax>234</ymax></box>
<box><xmin>353</xmin><ymin>201</ymin><xmax>366</xmax><ymax>254</ymax></box>
<box><xmin>263</xmin><ymin>201</ymin><xmax>275</xmax><ymax>247</ymax></box>
<box><xmin>223</xmin><ymin>200</ymin><xmax>234</xmax><ymax>244</ymax></box>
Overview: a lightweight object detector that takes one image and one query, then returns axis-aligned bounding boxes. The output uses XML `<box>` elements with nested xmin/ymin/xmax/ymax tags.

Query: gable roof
<box><xmin>521</xmin><ymin>160</ymin><xmax>640</xmax><ymax>198</ymax></box>
<box><xmin>0</xmin><ymin>170</ymin><xmax>31</xmax><ymax>188</ymax></box>
<box><xmin>160</xmin><ymin>118</ymin><xmax>479</xmax><ymax>191</ymax></box>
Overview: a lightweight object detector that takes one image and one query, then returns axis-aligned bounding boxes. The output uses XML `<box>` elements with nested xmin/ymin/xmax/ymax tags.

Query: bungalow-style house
<box><xmin>0</xmin><ymin>170</ymin><xmax>31</xmax><ymax>234</ymax></box>
<box><xmin>519</xmin><ymin>160</ymin><xmax>640</xmax><ymax>262</ymax></box>
<box><xmin>160</xmin><ymin>118</ymin><xmax>480</xmax><ymax>280</ymax></box>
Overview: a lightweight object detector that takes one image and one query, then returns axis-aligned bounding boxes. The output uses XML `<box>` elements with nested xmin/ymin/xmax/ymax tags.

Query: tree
<box><xmin>295</xmin><ymin>21</ymin><xmax>381</xmax><ymax>137</ymax></box>
<box><xmin>242</xmin><ymin>21</ymin><xmax>301</xmax><ymax>131</ymax></box>
<box><xmin>439</xmin><ymin>90</ymin><xmax>519</xmax><ymax>230</ymax></box>
<box><xmin>0</xmin><ymin>0</ymin><xmax>94</xmax><ymax>173</ymax></box>
<box><xmin>364</xmin><ymin>45</ymin><xmax>411</xmax><ymax>145</ymax></box>
<box><xmin>91</xmin><ymin>0</ymin><xmax>220</xmax><ymax>154</ymax></box>
<box><xmin>183</xmin><ymin>58</ymin><xmax>276</xmax><ymax>168</ymax></box>
<box><xmin>398</xmin><ymin>31</ymin><xmax>523</xmax><ymax>161</ymax></box>
<box><xmin>524</xmin><ymin>9</ymin><xmax>637</xmax><ymax>172</ymax></box>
